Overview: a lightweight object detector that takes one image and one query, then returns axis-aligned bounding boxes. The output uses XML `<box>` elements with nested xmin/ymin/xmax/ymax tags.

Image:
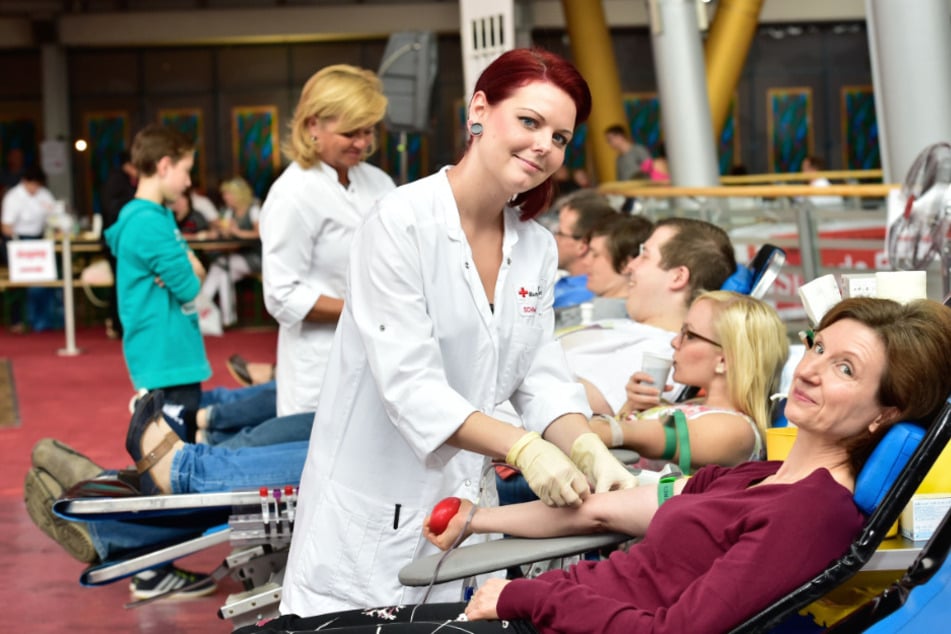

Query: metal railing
<box><xmin>597</xmin><ymin>179</ymin><xmax>948</xmax><ymax>327</ymax></box>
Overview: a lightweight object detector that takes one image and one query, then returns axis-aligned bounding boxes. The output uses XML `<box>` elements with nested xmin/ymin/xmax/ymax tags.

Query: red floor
<box><xmin>1</xmin><ymin>324</ymin><xmax>278</xmax><ymax>632</ymax></box>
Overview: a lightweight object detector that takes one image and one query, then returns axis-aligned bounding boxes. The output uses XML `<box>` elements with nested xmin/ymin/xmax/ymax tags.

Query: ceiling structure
<box><xmin>0</xmin><ymin>1</ymin><xmax>869</xmax><ymax>49</ymax></box>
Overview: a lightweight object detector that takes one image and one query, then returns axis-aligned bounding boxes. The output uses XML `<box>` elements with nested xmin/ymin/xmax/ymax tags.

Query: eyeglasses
<box><xmin>554</xmin><ymin>230</ymin><xmax>582</xmax><ymax>241</ymax></box>
<box><xmin>678</xmin><ymin>324</ymin><xmax>721</xmax><ymax>347</ymax></box>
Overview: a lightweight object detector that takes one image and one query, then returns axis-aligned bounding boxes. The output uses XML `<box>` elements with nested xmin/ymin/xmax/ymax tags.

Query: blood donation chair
<box><xmin>54</xmin><ymin>485</ymin><xmax>297</xmax><ymax>628</ymax></box>
<box><xmin>399</xmin><ymin>395</ymin><xmax>951</xmax><ymax>633</ymax></box>
<box><xmin>825</xmin><ymin>498</ymin><xmax>951</xmax><ymax>633</ymax></box>
<box><xmin>722</xmin><ymin>242</ymin><xmax>786</xmax><ymax>301</ymax></box>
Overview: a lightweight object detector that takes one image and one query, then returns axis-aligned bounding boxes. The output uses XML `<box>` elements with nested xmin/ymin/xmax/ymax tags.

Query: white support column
<box><xmin>645</xmin><ymin>0</ymin><xmax>720</xmax><ymax>187</ymax></box>
<box><xmin>866</xmin><ymin>0</ymin><xmax>951</xmax><ymax>183</ymax></box>
<box><xmin>459</xmin><ymin>0</ymin><xmax>516</xmax><ymax>102</ymax></box>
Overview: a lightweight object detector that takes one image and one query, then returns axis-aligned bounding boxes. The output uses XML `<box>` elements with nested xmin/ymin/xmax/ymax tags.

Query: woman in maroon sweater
<box><xmin>239</xmin><ymin>297</ymin><xmax>951</xmax><ymax>634</ymax></box>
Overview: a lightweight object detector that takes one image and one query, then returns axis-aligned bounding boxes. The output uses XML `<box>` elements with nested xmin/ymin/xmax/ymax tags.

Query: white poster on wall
<box><xmin>40</xmin><ymin>140</ymin><xmax>68</xmax><ymax>176</ymax></box>
<box><xmin>6</xmin><ymin>240</ymin><xmax>58</xmax><ymax>282</ymax></box>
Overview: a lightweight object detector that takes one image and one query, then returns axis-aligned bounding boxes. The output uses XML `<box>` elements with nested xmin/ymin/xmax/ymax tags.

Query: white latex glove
<box><xmin>506</xmin><ymin>432</ymin><xmax>589</xmax><ymax>507</ymax></box>
<box><xmin>570</xmin><ymin>432</ymin><xmax>639</xmax><ymax>493</ymax></box>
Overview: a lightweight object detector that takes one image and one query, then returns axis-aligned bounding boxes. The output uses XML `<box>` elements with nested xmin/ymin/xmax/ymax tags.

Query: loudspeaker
<box><xmin>378</xmin><ymin>31</ymin><xmax>438</xmax><ymax>133</ymax></box>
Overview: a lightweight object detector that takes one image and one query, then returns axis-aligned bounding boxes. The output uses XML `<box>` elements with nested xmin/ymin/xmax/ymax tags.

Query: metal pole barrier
<box><xmin>58</xmin><ymin>234</ymin><xmax>80</xmax><ymax>356</ymax></box>
<box><xmin>794</xmin><ymin>200</ymin><xmax>820</xmax><ymax>283</ymax></box>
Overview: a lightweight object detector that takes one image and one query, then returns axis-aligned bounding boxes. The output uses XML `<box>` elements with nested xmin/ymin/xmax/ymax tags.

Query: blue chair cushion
<box><xmin>721</xmin><ymin>264</ymin><xmax>754</xmax><ymax>294</ymax></box>
<box><xmin>854</xmin><ymin>422</ymin><xmax>925</xmax><ymax>515</ymax></box>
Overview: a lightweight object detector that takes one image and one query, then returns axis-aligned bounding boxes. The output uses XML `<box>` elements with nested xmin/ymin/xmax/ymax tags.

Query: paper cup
<box><xmin>641</xmin><ymin>351</ymin><xmax>673</xmax><ymax>390</ymax></box>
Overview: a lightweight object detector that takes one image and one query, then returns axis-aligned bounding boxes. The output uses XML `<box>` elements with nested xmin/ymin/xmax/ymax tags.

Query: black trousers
<box><xmin>233</xmin><ymin>603</ymin><xmax>537</xmax><ymax>634</ymax></box>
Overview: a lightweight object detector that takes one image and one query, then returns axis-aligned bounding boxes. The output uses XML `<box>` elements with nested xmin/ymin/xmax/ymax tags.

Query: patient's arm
<box><xmin>424</xmin><ymin>481</ymin><xmax>687</xmax><ymax>550</ymax></box>
<box><xmin>579</xmin><ymin>378</ymin><xmax>614</xmax><ymax>416</ymax></box>
<box><xmin>591</xmin><ymin>409</ymin><xmax>758</xmax><ymax>468</ymax></box>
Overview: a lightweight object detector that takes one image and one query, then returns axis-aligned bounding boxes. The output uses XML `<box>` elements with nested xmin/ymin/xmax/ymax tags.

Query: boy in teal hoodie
<box><xmin>104</xmin><ymin>124</ymin><xmax>210</xmax><ymax>413</ymax></box>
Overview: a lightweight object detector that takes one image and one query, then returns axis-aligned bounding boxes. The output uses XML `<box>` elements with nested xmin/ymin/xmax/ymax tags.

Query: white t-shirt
<box><xmin>1</xmin><ymin>183</ymin><xmax>55</xmax><ymax>237</ymax></box>
<box><xmin>560</xmin><ymin>318</ymin><xmax>680</xmax><ymax>414</ymax></box>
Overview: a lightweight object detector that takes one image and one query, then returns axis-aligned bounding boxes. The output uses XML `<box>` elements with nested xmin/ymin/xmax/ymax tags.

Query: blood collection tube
<box><xmin>273</xmin><ymin>488</ymin><xmax>283</xmax><ymax>534</ymax></box>
<box><xmin>259</xmin><ymin>486</ymin><xmax>271</xmax><ymax>535</ymax></box>
<box><xmin>284</xmin><ymin>484</ymin><xmax>297</xmax><ymax>529</ymax></box>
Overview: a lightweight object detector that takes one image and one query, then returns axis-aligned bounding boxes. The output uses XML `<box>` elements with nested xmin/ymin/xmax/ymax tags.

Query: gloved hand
<box><xmin>506</xmin><ymin>432</ymin><xmax>589</xmax><ymax>507</ymax></box>
<box><xmin>570</xmin><ymin>432</ymin><xmax>639</xmax><ymax>493</ymax></box>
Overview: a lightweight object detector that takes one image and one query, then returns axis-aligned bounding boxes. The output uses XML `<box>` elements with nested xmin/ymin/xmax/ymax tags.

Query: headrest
<box><xmin>721</xmin><ymin>264</ymin><xmax>754</xmax><ymax>294</ymax></box>
<box><xmin>854</xmin><ymin>422</ymin><xmax>925</xmax><ymax>515</ymax></box>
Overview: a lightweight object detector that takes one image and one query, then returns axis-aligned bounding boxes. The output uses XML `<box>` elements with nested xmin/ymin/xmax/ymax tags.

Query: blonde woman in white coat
<box><xmin>260</xmin><ymin>65</ymin><xmax>396</xmax><ymax>416</ymax></box>
<box><xmin>281</xmin><ymin>49</ymin><xmax>637</xmax><ymax>617</ymax></box>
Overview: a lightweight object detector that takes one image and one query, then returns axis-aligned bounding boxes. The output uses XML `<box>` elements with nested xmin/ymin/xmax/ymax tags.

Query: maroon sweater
<box><xmin>497</xmin><ymin>462</ymin><xmax>864</xmax><ymax>633</ymax></box>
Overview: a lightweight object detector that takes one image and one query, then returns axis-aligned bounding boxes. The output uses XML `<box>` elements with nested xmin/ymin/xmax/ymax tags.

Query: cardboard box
<box><xmin>901</xmin><ymin>494</ymin><xmax>951</xmax><ymax>542</ymax></box>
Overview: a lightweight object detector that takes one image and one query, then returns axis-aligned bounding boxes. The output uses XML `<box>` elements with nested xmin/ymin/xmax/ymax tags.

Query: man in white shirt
<box><xmin>1</xmin><ymin>165</ymin><xmax>58</xmax><ymax>332</ymax></box>
<box><xmin>562</xmin><ymin>218</ymin><xmax>737</xmax><ymax>416</ymax></box>
<box><xmin>801</xmin><ymin>155</ymin><xmax>844</xmax><ymax>207</ymax></box>
<box><xmin>1</xmin><ymin>165</ymin><xmax>55</xmax><ymax>240</ymax></box>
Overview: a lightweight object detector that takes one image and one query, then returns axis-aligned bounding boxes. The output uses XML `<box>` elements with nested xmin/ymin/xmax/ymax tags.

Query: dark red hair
<box><xmin>473</xmin><ymin>48</ymin><xmax>592</xmax><ymax>221</ymax></box>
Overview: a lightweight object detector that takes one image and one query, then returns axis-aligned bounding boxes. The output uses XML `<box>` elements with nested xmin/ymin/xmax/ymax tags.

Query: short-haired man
<box><xmin>604</xmin><ymin>124</ymin><xmax>651</xmax><ymax>181</ymax></box>
<box><xmin>582</xmin><ymin>214</ymin><xmax>654</xmax><ymax>321</ymax></box>
<box><xmin>562</xmin><ymin>218</ymin><xmax>737</xmax><ymax>416</ymax></box>
<box><xmin>552</xmin><ymin>191</ymin><xmax>618</xmax><ymax>309</ymax></box>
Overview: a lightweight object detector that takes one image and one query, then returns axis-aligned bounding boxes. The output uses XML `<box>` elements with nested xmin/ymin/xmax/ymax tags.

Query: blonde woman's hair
<box><xmin>220</xmin><ymin>176</ymin><xmax>254</xmax><ymax>210</ymax></box>
<box><xmin>699</xmin><ymin>291</ymin><xmax>789</xmax><ymax>434</ymax></box>
<box><xmin>283</xmin><ymin>64</ymin><xmax>387</xmax><ymax>169</ymax></box>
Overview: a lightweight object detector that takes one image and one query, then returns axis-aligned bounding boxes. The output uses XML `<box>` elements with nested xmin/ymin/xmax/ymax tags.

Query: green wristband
<box><xmin>657</xmin><ymin>475</ymin><xmax>678</xmax><ymax>507</ymax></box>
<box><xmin>661</xmin><ymin>422</ymin><xmax>677</xmax><ymax>460</ymax></box>
<box><xmin>673</xmin><ymin>410</ymin><xmax>691</xmax><ymax>476</ymax></box>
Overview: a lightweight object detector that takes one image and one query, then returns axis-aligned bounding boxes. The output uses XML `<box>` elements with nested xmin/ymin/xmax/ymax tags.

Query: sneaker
<box><xmin>31</xmin><ymin>438</ymin><xmax>104</xmax><ymax>488</ymax></box>
<box><xmin>24</xmin><ymin>467</ymin><xmax>99</xmax><ymax>564</ymax></box>
<box><xmin>129</xmin><ymin>565</ymin><xmax>217</xmax><ymax>600</ymax></box>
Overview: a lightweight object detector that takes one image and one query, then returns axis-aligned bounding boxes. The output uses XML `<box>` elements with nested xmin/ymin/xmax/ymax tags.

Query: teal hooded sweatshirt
<box><xmin>104</xmin><ymin>198</ymin><xmax>211</xmax><ymax>390</ymax></box>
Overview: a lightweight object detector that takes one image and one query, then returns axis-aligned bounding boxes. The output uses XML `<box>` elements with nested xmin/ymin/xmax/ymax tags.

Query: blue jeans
<box><xmin>26</xmin><ymin>287</ymin><xmax>63</xmax><ymax>331</ymax></box>
<box><xmin>87</xmin><ymin>515</ymin><xmax>219</xmax><ymax>564</ymax></box>
<box><xmin>197</xmin><ymin>381</ymin><xmax>313</xmax><ymax>448</ymax></box>
<box><xmin>201</xmin><ymin>381</ymin><xmax>277</xmax><ymax>444</ymax></box>
<box><xmin>170</xmin><ymin>440</ymin><xmax>308</xmax><ymax>494</ymax></box>
<box><xmin>87</xmin><ymin>440</ymin><xmax>308</xmax><ymax>561</ymax></box>
<box><xmin>199</xmin><ymin>381</ymin><xmax>276</xmax><ymax>412</ymax></box>
<box><xmin>211</xmin><ymin>411</ymin><xmax>315</xmax><ymax>449</ymax></box>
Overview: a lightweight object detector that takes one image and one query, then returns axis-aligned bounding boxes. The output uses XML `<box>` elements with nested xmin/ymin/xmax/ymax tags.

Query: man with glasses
<box><xmin>560</xmin><ymin>218</ymin><xmax>737</xmax><ymax>416</ymax></box>
<box><xmin>551</xmin><ymin>191</ymin><xmax>618</xmax><ymax>310</ymax></box>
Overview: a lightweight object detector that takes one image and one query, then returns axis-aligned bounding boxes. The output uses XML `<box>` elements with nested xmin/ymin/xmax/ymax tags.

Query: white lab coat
<box><xmin>280</xmin><ymin>169</ymin><xmax>591</xmax><ymax>616</ymax></box>
<box><xmin>260</xmin><ymin>160</ymin><xmax>396</xmax><ymax>416</ymax></box>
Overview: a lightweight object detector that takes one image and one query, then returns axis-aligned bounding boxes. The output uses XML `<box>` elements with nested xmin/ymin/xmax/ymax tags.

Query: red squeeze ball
<box><xmin>429</xmin><ymin>497</ymin><xmax>462</xmax><ymax>536</ymax></box>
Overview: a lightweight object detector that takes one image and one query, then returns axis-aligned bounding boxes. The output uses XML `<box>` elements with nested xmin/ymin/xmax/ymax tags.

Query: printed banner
<box><xmin>6</xmin><ymin>240</ymin><xmax>57</xmax><ymax>282</ymax></box>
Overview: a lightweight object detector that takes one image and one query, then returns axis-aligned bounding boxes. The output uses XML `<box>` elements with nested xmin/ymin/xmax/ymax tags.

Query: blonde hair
<box><xmin>283</xmin><ymin>64</ymin><xmax>387</xmax><ymax>169</ymax></box>
<box><xmin>699</xmin><ymin>291</ymin><xmax>789</xmax><ymax>434</ymax></box>
<box><xmin>220</xmin><ymin>176</ymin><xmax>254</xmax><ymax>210</ymax></box>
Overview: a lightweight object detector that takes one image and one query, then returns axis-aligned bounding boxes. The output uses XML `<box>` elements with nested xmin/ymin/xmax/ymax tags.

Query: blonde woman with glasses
<box><xmin>590</xmin><ymin>291</ymin><xmax>789</xmax><ymax>471</ymax></box>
